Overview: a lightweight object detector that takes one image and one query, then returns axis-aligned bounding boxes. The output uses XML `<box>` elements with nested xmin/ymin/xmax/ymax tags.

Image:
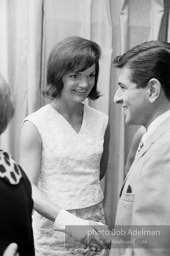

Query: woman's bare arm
<box><xmin>100</xmin><ymin>124</ymin><xmax>110</xmax><ymax>180</ymax></box>
<box><xmin>19</xmin><ymin>121</ymin><xmax>61</xmax><ymax>221</ymax></box>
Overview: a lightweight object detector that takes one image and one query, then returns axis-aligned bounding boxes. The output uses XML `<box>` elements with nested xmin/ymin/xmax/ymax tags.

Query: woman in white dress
<box><xmin>19</xmin><ymin>36</ymin><xmax>110</xmax><ymax>255</ymax></box>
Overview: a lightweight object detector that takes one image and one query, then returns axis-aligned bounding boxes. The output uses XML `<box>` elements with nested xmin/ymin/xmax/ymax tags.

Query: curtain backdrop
<box><xmin>0</xmin><ymin>0</ymin><xmax>169</xmax><ymax>227</ymax></box>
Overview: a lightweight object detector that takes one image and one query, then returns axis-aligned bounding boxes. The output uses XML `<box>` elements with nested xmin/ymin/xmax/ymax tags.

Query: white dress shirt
<box><xmin>142</xmin><ymin>110</ymin><xmax>170</xmax><ymax>144</ymax></box>
<box><xmin>136</xmin><ymin>110</ymin><xmax>170</xmax><ymax>156</ymax></box>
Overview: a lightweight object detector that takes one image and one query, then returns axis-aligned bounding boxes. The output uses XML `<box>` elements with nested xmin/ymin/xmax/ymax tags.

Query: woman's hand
<box><xmin>54</xmin><ymin>209</ymin><xmax>110</xmax><ymax>250</ymax></box>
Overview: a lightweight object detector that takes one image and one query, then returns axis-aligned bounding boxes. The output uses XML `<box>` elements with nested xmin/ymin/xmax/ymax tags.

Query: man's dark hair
<box><xmin>113</xmin><ymin>41</ymin><xmax>170</xmax><ymax>100</ymax></box>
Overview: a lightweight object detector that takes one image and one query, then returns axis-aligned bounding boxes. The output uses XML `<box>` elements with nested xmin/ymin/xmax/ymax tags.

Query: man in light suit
<box><xmin>110</xmin><ymin>41</ymin><xmax>170</xmax><ymax>255</ymax></box>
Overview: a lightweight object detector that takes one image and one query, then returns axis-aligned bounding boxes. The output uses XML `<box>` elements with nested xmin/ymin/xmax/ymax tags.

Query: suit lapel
<box><xmin>134</xmin><ymin>117</ymin><xmax>170</xmax><ymax>163</ymax></box>
<box><xmin>119</xmin><ymin>117</ymin><xmax>170</xmax><ymax>197</ymax></box>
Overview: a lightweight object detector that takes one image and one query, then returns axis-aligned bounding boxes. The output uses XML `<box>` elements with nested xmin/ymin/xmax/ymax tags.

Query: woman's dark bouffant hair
<box><xmin>43</xmin><ymin>36</ymin><xmax>102</xmax><ymax>100</ymax></box>
<box><xmin>0</xmin><ymin>73</ymin><xmax>14</xmax><ymax>135</ymax></box>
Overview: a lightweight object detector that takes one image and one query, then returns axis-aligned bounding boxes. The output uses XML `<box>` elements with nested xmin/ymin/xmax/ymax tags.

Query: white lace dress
<box><xmin>24</xmin><ymin>104</ymin><xmax>109</xmax><ymax>256</ymax></box>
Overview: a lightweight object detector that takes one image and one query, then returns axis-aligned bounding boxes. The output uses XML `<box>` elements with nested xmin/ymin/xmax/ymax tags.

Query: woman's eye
<box><xmin>89</xmin><ymin>73</ymin><xmax>95</xmax><ymax>78</ymax></box>
<box><xmin>70</xmin><ymin>74</ymin><xmax>77</xmax><ymax>79</ymax></box>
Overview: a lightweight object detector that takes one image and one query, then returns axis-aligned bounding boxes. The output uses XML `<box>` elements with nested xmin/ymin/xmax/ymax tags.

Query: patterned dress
<box><xmin>0</xmin><ymin>150</ymin><xmax>35</xmax><ymax>256</ymax></box>
<box><xmin>25</xmin><ymin>103</ymin><xmax>109</xmax><ymax>255</ymax></box>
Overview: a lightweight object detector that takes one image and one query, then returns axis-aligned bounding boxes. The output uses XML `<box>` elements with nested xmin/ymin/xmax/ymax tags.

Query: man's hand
<box><xmin>66</xmin><ymin>221</ymin><xmax>110</xmax><ymax>250</ymax></box>
<box><xmin>90</xmin><ymin>221</ymin><xmax>112</xmax><ymax>249</ymax></box>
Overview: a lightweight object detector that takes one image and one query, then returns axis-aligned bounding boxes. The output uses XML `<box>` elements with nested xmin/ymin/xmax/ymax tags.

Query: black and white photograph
<box><xmin>0</xmin><ymin>1</ymin><xmax>170</xmax><ymax>255</ymax></box>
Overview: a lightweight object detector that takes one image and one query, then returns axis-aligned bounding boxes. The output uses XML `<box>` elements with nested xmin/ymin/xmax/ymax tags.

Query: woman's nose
<box><xmin>113</xmin><ymin>87</ymin><xmax>123</xmax><ymax>104</ymax></box>
<box><xmin>79</xmin><ymin>77</ymin><xmax>88</xmax><ymax>88</ymax></box>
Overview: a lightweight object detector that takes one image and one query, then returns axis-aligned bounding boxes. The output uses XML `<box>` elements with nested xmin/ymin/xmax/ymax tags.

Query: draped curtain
<box><xmin>0</xmin><ymin>0</ymin><xmax>169</xmax><ymax>227</ymax></box>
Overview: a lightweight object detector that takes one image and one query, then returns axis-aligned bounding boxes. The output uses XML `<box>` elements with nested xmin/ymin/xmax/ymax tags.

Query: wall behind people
<box><xmin>0</xmin><ymin>0</ymin><xmax>169</xmax><ymax>228</ymax></box>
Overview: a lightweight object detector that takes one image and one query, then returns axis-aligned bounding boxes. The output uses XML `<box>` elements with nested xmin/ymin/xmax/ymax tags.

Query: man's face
<box><xmin>114</xmin><ymin>67</ymin><xmax>150</xmax><ymax>126</ymax></box>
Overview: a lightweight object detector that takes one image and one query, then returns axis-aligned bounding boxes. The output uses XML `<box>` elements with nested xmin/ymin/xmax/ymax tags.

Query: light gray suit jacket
<box><xmin>110</xmin><ymin>117</ymin><xmax>170</xmax><ymax>256</ymax></box>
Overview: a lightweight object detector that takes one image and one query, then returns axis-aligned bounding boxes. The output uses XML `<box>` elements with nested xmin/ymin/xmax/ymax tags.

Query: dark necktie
<box><xmin>137</xmin><ymin>140</ymin><xmax>144</xmax><ymax>153</ymax></box>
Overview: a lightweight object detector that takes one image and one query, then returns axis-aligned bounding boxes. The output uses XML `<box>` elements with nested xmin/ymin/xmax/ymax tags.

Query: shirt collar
<box><xmin>142</xmin><ymin>110</ymin><xmax>170</xmax><ymax>144</ymax></box>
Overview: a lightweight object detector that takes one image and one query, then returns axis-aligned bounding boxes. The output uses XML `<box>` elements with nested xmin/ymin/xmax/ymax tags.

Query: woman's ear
<box><xmin>147</xmin><ymin>78</ymin><xmax>161</xmax><ymax>103</ymax></box>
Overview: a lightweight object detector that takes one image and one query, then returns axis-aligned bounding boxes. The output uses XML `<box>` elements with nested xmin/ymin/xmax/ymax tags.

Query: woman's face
<box><xmin>61</xmin><ymin>64</ymin><xmax>96</xmax><ymax>103</ymax></box>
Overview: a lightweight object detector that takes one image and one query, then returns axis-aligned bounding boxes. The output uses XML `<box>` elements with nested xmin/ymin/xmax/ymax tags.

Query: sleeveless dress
<box><xmin>24</xmin><ymin>103</ymin><xmax>109</xmax><ymax>256</ymax></box>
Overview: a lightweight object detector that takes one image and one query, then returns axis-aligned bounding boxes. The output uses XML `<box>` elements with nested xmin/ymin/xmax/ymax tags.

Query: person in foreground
<box><xmin>19</xmin><ymin>36</ymin><xmax>110</xmax><ymax>255</ymax></box>
<box><xmin>110</xmin><ymin>40</ymin><xmax>170</xmax><ymax>256</ymax></box>
<box><xmin>0</xmin><ymin>74</ymin><xmax>35</xmax><ymax>256</ymax></box>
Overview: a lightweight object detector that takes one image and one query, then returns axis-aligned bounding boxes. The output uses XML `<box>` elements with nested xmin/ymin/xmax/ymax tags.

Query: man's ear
<box><xmin>147</xmin><ymin>78</ymin><xmax>161</xmax><ymax>103</ymax></box>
